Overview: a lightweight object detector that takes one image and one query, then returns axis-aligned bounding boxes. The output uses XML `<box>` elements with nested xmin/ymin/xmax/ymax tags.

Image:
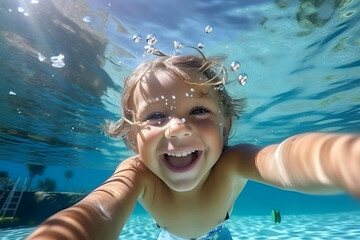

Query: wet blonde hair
<box><xmin>104</xmin><ymin>54</ymin><xmax>246</xmax><ymax>150</ymax></box>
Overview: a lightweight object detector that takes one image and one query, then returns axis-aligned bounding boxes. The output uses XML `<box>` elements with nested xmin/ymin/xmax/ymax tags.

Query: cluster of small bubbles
<box><xmin>230</xmin><ymin>61</ymin><xmax>241</xmax><ymax>72</ymax></box>
<box><xmin>38</xmin><ymin>53</ymin><xmax>46</xmax><ymax>62</ymax></box>
<box><xmin>146</xmin><ymin>34</ymin><xmax>158</xmax><ymax>45</ymax></box>
<box><xmin>198</xmin><ymin>43</ymin><xmax>205</xmax><ymax>49</ymax></box>
<box><xmin>144</xmin><ymin>45</ymin><xmax>155</xmax><ymax>54</ymax></box>
<box><xmin>133</xmin><ymin>34</ymin><xmax>142</xmax><ymax>43</ymax></box>
<box><xmin>50</xmin><ymin>53</ymin><xmax>65</xmax><ymax>68</ymax></box>
<box><xmin>238</xmin><ymin>73</ymin><xmax>248</xmax><ymax>86</ymax></box>
<box><xmin>205</xmin><ymin>25</ymin><xmax>213</xmax><ymax>34</ymax></box>
<box><xmin>83</xmin><ymin>16</ymin><xmax>91</xmax><ymax>23</ymax></box>
<box><xmin>174</xmin><ymin>41</ymin><xmax>183</xmax><ymax>51</ymax></box>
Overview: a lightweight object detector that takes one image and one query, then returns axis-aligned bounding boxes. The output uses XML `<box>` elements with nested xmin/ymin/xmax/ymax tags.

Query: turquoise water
<box><xmin>1</xmin><ymin>0</ymin><xmax>360</xmax><ymax>238</ymax></box>
<box><xmin>1</xmin><ymin>212</ymin><xmax>360</xmax><ymax>239</ymax></box>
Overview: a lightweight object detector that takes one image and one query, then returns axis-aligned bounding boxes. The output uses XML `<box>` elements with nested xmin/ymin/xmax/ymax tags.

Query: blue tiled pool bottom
<box><xmin>1</xmin><ymin>211</ymin><xmax>359</xmax><ymax>239</ymax></box>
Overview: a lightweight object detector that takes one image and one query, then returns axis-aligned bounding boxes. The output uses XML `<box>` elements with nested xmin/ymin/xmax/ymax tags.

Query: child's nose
<box><xmin>165</xmin><ymin>118</ymin><xmax>192</xmax><ymax>139</ymax></box>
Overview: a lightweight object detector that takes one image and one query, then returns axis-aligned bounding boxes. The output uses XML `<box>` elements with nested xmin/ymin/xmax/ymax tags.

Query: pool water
<box><xmin>1</xmin><ymin>211</ymin><xmax>360</xmax><ymax>239</ymax></box>
<box><xmin>1</xmin><ymin>0</ymin><xmax>360</xmax><ymax>239</ymax></box>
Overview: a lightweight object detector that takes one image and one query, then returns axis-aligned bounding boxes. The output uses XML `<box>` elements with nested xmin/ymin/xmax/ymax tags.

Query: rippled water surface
<box><xmin>1</xmin><ymin>0</ymin><xmax>359</xmax><ymax>169</ymax></box>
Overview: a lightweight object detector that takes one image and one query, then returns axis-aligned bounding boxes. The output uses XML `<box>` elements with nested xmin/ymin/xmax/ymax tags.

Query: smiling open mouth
<box><xmin>162</xmin><ymin>150</ymin><xmax>201</xmax><ymax>172</ymax></box>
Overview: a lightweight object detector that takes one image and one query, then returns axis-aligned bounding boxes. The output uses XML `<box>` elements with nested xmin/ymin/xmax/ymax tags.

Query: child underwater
<box><xmin>26</xmin><ymin>53</ymin><xmax>360</xmax><ymax>240</ymax></box>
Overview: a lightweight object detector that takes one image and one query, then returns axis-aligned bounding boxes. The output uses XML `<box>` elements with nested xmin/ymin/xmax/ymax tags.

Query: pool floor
<box><xmin>1</xmin><ymin>211</ymin><xmax>359</xmax><ymax>239</ymax></box>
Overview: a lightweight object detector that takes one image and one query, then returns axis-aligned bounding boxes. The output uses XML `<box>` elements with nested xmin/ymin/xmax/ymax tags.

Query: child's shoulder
<box><xmin>215</xmin><ymin>144</ymin><xmax>264</xmax><ymax>179</ymax></box>
<box><xmin>115</xmin><ymin>156</ymin><xmax>153</xmax><ymax>178</ymax></box>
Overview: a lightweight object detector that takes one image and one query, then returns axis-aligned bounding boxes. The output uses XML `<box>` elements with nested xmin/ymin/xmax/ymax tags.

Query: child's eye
<box><xmin>146</xmin><ymin>112</ymin><xmax>166</xmax><ymax>121</ymax></box>
<box><xmin>144</xmin><ymin>112</ymin><xmax>169</xmax><ymax>125</ymax></box>
<box><xmin>190</xmin><ymin>107</ymin><xmax>209</xmax><ymax>115</ymax></box>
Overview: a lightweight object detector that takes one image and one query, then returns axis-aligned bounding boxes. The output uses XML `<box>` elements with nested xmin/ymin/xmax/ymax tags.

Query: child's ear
<box><xmin>127</xmin><ymin>128</ymin><xmax>139</xmax><ymax>153</ymax></box>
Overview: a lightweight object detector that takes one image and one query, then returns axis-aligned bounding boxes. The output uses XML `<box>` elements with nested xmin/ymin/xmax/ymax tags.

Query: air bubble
<box><xmin>174</xmin><ymin>41</ymin><xmax>183</xmax><ymax>50</ymax></box>
<box><xmin>230</xmin><ymin>61</ymin><xmax>240</xmax><ymax>72</ymax></box>
<box><xmin>190</xmin><ymin>88</ymin><xmax>195</xmax><ymax>92</ymax></box>
<box><xmin>50</xmin><ymin>54</ymin><xmax>64</xmax><ymax>62</ymax></box>
<box><xmin>198</xmin><ymin>43</ymin><xmax>204</xmax><ymax>49</ymax></box>
<box><xmin>38</xmin><ymin>53</ymin><xmax>46</xmax><ymax>62</ymax></box>
<box><xmin>133</xmin><ymin>34</ymin><xmax>142</xmax><ymax>43</ymax></box>
<box><xmin>238</xmin><ymin>73</ymin><xmax>248</xmax><ymax>86</ymax></box>
<box><xmin>83</xmin><ymin>16</ymin><xmax>91</xmax><ymax>23</ymax></box>
<box><xmin>205</xmin><ymin>25</ymin><xmax>213</xmax><ymax>34</ymax></box>
<box><xmin>17</xmin><ymin>7</ymin><xmax>24</xmax><ymax>13</ymax></box>
<box><xmin>172</xmin><ymin>95</ymin><xmax>176</xmax><ymax>100</ymax></box>
<box><xmin>181</xmin><ymin>118</ymin><xmax>186</xmax><ymax>123</ymax></box>
<box><xmin>146</xmin><ymin>34</ymin><xmax>158</xmax><ymax>45</ymax></box>
<box><xmin>50</xmin><ymin>54</ymin><xmax>65</xmax><ymax>68</ymax></box>
<box><xmin>9</xmin><ymin>91</ymin><xmax>17</xmax><ymax>96</ymax></box>
<box><xmin>144</xmin><ymin>45</ymin><xmax>155</xmax><ymax>54</ymax></box>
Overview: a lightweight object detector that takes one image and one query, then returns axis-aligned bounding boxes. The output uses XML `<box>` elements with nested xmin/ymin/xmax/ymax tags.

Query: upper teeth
<box><xmin>167</xmin><ymin>151</ymin><xmax>195</xmax><ymax>157</ymax></box>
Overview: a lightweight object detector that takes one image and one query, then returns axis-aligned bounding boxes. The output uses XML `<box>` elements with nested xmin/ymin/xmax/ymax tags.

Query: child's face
<box><xmin>131</xmin><ymin>68</ymin><xmax>229</xmax><ymax>192</ymax></box>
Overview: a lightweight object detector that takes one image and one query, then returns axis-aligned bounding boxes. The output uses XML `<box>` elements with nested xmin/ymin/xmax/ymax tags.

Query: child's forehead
<box><xmin>140</xmin><ymin>67</ymin><xmax>203</xmax><ymax>91</ymax></box>
<box><xmin>133</xmin><ymin>68</ymin><xmax>214</xmax><ymax>103</ymax></box>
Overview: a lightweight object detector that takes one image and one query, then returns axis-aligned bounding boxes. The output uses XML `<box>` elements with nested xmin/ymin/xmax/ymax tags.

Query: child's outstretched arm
<box><xmin>230</xmin><ymin>133</ymin><xmax>360</xmax><ymax>198</ymax></box>
<box><xmin>25</xmin><ymin>157</ymin><xmax>146</xmax><ymax>240</ymax></box>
